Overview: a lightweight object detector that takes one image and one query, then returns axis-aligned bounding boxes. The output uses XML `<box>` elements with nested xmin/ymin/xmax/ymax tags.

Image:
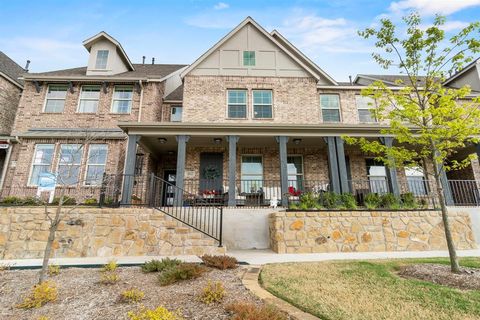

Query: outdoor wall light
<box><xmin>293</xmin><ymin>138</ymin><xmax>302</xmax><ymax>145</ymax></box>
<box><xmin>158</xmin><ymin>138</ymin><xmax>167</xmax><ymax>144</ymax></box>
<box><xmin>213</xmin><ymin>138</ymin><xmax>222</xmax><ymax>144</ymax></box>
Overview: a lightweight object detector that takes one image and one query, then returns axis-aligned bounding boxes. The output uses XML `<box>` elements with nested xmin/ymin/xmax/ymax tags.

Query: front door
<box><xmin>162</xmin><ymin>170</ymin><xmax>176</xmax><ymax>206</ymax></box>
<box><xmin>199</xmin><ymin>153</ymin><xmax>224</xmax><ymax>194</ymax></box>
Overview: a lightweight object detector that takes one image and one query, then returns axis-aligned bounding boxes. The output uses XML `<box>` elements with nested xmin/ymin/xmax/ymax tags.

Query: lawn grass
<box><xmin>260</xmin><ymin>257</ymin><xmax>480</xmax><ymax>320</ymax></box>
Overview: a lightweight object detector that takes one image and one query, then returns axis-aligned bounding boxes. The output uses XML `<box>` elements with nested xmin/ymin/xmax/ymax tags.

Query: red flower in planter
<box><xmin>288</xmin><ymin>186</ymin><xmax>302</xmax><ymax>196</ymax></box>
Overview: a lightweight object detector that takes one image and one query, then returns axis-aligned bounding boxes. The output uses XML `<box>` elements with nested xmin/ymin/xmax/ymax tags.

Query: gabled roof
<box><xmin>180</xmin><ymin>17</ymin><xmax>328</xmax><ymax>81</ymax></box>
<box><xmin>82</xmin><ymin>31</ymin><xmax>135</xmax><ymax>71</ymax></box>
<box><xmin>443</xmin><ymin>57</ymin><xmax>480</xmax><ymax>85</ymax></box>
<box><xmin>270</xmin><ymin>30</ymin><xmax>337</xmax><ymax>85</ymax></box>
<box><xmin>164</xmin><ymin>84</ymin><xmax>183</xmax><ymax>101</ymax></box>
<box><xmin>0</xmin><ymin>51</ymin><xmax>25</xmax><ymax>88</ymax></box>
<box><xmin>354</xmin><ymin>74</ymin><xmax>428</xmax><ymax>86</ymax></box>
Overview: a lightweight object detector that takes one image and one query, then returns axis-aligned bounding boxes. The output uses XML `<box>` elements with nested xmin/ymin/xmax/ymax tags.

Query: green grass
<box><xmin>260</xmin><ymin>258</ymin><xmax>480</xmax><ymax>320</ymax></box>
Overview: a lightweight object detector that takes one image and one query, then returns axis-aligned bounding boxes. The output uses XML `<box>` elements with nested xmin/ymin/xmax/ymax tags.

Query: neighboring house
<box><xmin>1</xmin><ymin>17</ymin><xmax>479</xmax><ymax>209</ymax></box>
<box><xmin>0</xmin><ymin>51</ymin><xmax>24</xmax><ymax>191</ymax></box>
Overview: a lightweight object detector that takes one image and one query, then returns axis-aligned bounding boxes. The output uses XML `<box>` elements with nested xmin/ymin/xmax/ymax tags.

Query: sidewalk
<box><xmin>2</xmin><ymin>249</ymin><xmax>480</xmax><ymax>268</ymax></box>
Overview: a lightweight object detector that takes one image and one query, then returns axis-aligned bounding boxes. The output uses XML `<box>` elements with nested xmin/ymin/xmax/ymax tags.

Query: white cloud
<box><xmin>214</xmin><ymin>2</ymin><xmax>229</xmax><ymax>10</ymax></box>
<box><xmin>389</xmin><ymin>0</ymin><xmax>480</xmax><ymax>16</ymax></box>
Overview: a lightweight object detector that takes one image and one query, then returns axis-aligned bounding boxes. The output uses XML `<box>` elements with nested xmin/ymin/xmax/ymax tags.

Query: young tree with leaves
<box><xmin>345</xmin><ymin>13</ymin><xmax>480</xmax><ymax>273</ymax></box>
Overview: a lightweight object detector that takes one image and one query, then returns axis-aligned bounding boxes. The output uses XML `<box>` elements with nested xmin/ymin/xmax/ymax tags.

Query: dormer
<box><xmin>83</xmin><ymin>31</ymin><xmax>135</xmax><ymax>76</ymax></box>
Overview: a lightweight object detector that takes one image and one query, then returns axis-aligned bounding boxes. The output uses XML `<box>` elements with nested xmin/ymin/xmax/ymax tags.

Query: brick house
<box><xmin>0</xmin><ymin>51</ymin><xmax>24</xmax><ymax>192</ymax></box>
<box><xmin>1</xmin><ymin>17</ymin><xmax>479</xmax><ymax>209</ymax></box>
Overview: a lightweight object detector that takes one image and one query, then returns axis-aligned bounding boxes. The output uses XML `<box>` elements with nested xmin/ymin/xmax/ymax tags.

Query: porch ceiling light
<box><xmin>213</xmin><ymin>138</ymin><xmax>222</xmax><ymax>144</ymax></box>
<box><xmin>158</xmin><ymin>138</ymin><xmax>167</xmax><ymax>144</ymax></box>
<box><xmin>293</xmin><ymin>138</ymin><xmax>302</xmax><ymax>145</ymax></box>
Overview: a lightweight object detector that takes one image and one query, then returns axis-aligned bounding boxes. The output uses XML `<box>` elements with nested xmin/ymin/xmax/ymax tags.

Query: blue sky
<box><xmin>1</xmin><ymin>0</ymin><xmax>479</xmax><ymax>81</ymax></box>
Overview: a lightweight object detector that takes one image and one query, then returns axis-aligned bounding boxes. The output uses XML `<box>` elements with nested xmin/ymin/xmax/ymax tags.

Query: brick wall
<box><xmin>0</xmin><ymin>77</ymin><xmax>21</xmax><ymax>135</ymax></box>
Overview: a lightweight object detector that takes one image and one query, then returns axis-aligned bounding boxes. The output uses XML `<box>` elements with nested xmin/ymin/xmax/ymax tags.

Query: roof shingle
<box><xmin>0</xmin><ymin>51</ymin><xmax>25</xmax><ymax>86</ymax></box>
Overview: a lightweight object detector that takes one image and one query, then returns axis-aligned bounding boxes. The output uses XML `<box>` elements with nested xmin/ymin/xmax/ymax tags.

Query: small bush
<box><xmin>364</xmin><ymin>193</ymin><xmax>381</xmax><ymax>209</ymax></box>
<box><xmin>401</xmin><ymin>192</ymin><xmax>417</xmax><ymax>209</ymax></box>
<box><xmin>120</xmin><ymin>288</ymin><xmax>145</xmax><ymax>303</ymax></box>
<box><xmin>102</xmin><ymin>260</ymin><xmax>118</xmax><ymax>272</ymax></box>
<box><xmin>320</xmin><ymin>192</ymin><xmax>342</xmax><ymax>209</ymax></box>
<box><xmin>17</xmin><ymin>281</ymin><xmax>58</xmax><ymax>309</ymax></box>
<box><xmin>299</xmin><ymin>192</ymin><xmax>318</xmax><ymax>209</ymax></box>
<box><xmin>127</xmin><ymin>306</ymin><xmax>183</xmax><ymax>320</ymax></box>
<box><xmin>100</xmin><ymin>272</ymin><xmax>120</xmax><ymax>285</ymax></box>
<box><xmin>142</xmin><ymin>258</ymin><xmax>181</xmax><ymax>273</ymax></box>
<box><xmin>51</xmin><ymin>196</ymin><xmax>76</xmax><ymax>205</ymax></box>
<box><xmin>0</xmin><ymin>196</ymin><xmax>22</xmax><ymax>204</ymax></box>
<box><xmin>227</xmin><ymin>302</ymin><xmax>287</xmax><ymax>320</ymax></box>
<box><xmin>288</xmin><ymin>203</ymin><xmax>299</xmax><ymax>210</ymax></box>
<box><xmin>48</xmin><ymin>264</ymin><xmax>60</xmax><ymax>276</ymax></box>
<box><xmin>200</xmin><ymin>254</ymin><xmax>238</xmax><ymax>270</ymax></box>
<box><xmin>158</xmin><ymin>263</ymin><xmax>206</xmax><ymax>286</ymax></box>
<box><xmin>380</xmin><ymin>193</ymin><xmax>401</xmax><ymax>209</ymax></box>
<box><xmin>340</xmin><ymin>193</ymin><xmax>357</xmax><ymax>209</ymax></box>
<box><xmin>199</xmin><ymin>281</ymin><xmax>225</xmax><ymax>304</ymax></box>
<box><xmin>83</xmin><ymin>198</ymin><xmax>98</xmax><ymax>205</ymax></box>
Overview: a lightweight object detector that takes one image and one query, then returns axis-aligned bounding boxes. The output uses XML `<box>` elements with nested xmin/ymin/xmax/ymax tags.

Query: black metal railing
<box><xmin>448</xmin><ymin>180</ymin><xmax>480</xmax><ymax>206</ymax></box>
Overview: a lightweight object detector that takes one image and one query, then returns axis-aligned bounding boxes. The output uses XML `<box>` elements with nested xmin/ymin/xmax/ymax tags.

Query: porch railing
<box><xmin>448</xmin><ymin>180</ymin><xmax>480</xmax><ymax>206</ymax></box>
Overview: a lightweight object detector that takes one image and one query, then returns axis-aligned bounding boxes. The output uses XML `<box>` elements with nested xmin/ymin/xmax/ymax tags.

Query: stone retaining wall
<box><xmin>269</xmin><ymin>211</ymin><xmax>477</xmax><ymax>253</ymax></box>
<box><xmin>0</xmin><ymin>207</ymin><xmax>225</xmax><ymax>260</ymax></box>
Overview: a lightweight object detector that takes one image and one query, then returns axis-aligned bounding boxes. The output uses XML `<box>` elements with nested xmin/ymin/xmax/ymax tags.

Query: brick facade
<box><xmin>0</xmin><ymin>76</ymin><xmax>21</xmax><ymax>136</ymax></box>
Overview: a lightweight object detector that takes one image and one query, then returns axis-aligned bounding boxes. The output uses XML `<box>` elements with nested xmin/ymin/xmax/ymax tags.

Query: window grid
<box><xmin>57</xmin><ymin>144</ymin><xmax>83</xmax><ymax>186</ymax></box>
<box><xmin>287</xmin><ymin>155</ymin><xmax>304</xmax><ymax>190</ymax></box>
<box><xmin>241</xmin><ymin>155</ymin><xmax>263</xmax><ymax>192</ymax></box>
<box><xmin>252</xmin><ymin>90</ymin><xmax>272</xmax><ymax>119</ymax></box>
<box><xmin>95</xmin><ymin>50</ymin><xmax>109</xmax><ymax>69</ymax></box>
<box><xmin>29</xmin><ymin>144</ymin><xmax>55</xmax><ymax>186</ymax></box>
<box><xmin>44</xmin><ymin>85</ymin><xmax>68</xmax><ymax>113</ymax></box>
<box><xmin>320</xmin><ymin>94</ymin><xmax>341</xmax><ymax>122</ymax></box>
<box><xmin>366</xmin><ymin>158</ymin><xmax>388</xmax><ymax>194</ymax></box>
<box><xmin>227</xmin><ymin>90</ymin><xmax>247</xmax><ymax>118</ymax></box>
<box><xmin>112</xmin><ymin>86</ymin><xmax>133</xmax><ymax>113</ymax></box>
<box><xmin>243</xmin><ymin>51</ymin><xmax>255</xmax><ymax>66</ymax></box>
<box><xmin>78</xmin><ymin>85</ymin><xmax>100</xmax><ymax>113</ymax></box>
<box><xmin>85</xmin><ymin>144</ymin><xmax>108</xmax><ymax>186</ymax></box>
<box><xmin>355</xmin><ymin>95</ymin><xmax>377</xmax><ymax>123</ymax></box>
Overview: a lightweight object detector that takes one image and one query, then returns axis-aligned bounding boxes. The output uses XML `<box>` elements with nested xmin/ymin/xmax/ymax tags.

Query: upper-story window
<box><xmin>252</xmin><ymin>90</ymin><xmax>272</xmax><ymax>119</ymax></box>
<box><xmin>227</xmin><ymin>90</ymin><xmax>247</xmax><ymax>118</ymax></box>
<box><xmin>243</xmin><ymin>51</ymin><xmax>255</xmax><ymax>66</ymax></box>
<box><xmin>320</xmin><ymin>94</ymin><xmax>341</xmax><ymax>122</ymax></box>
<box><xmin>29</xmin><ymin>144</ymin><xmax>55</xmax><ymax>186</ymax></box>
<box><xmin>85</xmin><ymin>144</ymin><xmax>108</xmax><ymax>186</ymax></box>
<box><xmin>95</xmin><ymin>50</ymin><xmax>109</xmax><ymax>69</ymax></box>
<box><xmin>111</xmin><ymin>86</ymin><xmax>133</xmax><ymax>113</ymax></box>
<box><xmin>57</xmin><ymin>144</ymin><xmax>83</xmax><ymax>186</ymax></box>
<box><xmin>78</xmin><ymin>85</ymin><xmax>100</xmax><ymax>113</ymax></box>
<box><xmin>171</xmin><ymin>105</ymin><xmax>183</xmax><ymax>122</ymax></box>
<box><xmin>44</xmin><ymin>85</ymin><xmax>68</xmax><ymax>113</ymax></box>
<box><xmin>356</xmin><ymin>95</ymin><xmax>377</xmax><ymax>123</ymax></box>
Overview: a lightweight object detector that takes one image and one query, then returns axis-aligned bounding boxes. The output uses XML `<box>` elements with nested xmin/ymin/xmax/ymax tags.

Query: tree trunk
<box><xmin>431</xmin><ymin>155</ymin><xmax>460</xmax><ymax>273</ymax></box>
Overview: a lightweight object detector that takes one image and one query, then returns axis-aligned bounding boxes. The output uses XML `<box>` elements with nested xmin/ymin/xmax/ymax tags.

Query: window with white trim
<box><xmin>85</xmin><ymin>144</ymin><xmax>108</xmax><ymax>186</ymax></box>
<box><xmin>241</xmin><ymin>155</ymin><xmax>263</xmax><ymax>192</ymax></box>
<box><xmin>78</xmin><ymin>85</ymin><xmax>100</xmax><ymax>113</ymax></box>
<box><xmin>366</xmin><ymin>159</ymin><xmax>388</xmax><ymax>194</ymax></box>
<box><xmin>355</xmin><ymin>95</ymin><xmax>377</xmax><ymax>123</ymax></box>
<box><xmin>57</xmin><ymin>144</ymin><xmax>83</xmax><ymax>186</ymax></box>
<box><xmin>171</xmin><ymin>105</ymin><xmax>183</xmax><ymax>122</ymax></box>
<box><xmin>320</xmin><ymin>94</ymin><xmax>341</xmax><ymax>122</ymax></box>
<box><xmin>227</xmin><ymin>90</ymin><xmax>247</xmax><ymax>118</ymax></box>
<box><xmin>29</xmin><ymin>144</ymin><xmax>55</xmax><ymax>186</ymax></box>
<box><xmin>253</xmin><ymin>90</ymin><xmax>272</xmax><ymax>119</ymax></box>
<box><xmin>405</xmin><ymin>166</ymin><xmax>427</xmax><ymax>196</ymax></box>
<box><xmin>44</xmin><ymin>85</ymin><xmax>68</xmax><ymax>113</ymax></box>
<box><xmin>112</xmin><ymin>86</ymin><xmax>133</xmax><ymax>113</ymax></box>
<box><xmin>287</xmin><ymin>155</ymin><xmax>303</xmax><ymax>190</ymax></box>
<box><xmin>95</xmin><ymin>50</ymin><xmax>109</xmax><ymax>69</ymax></box>
<box><xmin>243</xmin><ymin>51</ymin><xmax>255</xmax><ymax>66</ymax></box>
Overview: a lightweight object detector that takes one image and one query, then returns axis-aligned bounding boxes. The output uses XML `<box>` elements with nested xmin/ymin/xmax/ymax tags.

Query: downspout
<box><xmin>137</xmin><ymin>80</ymin><xmax>144</xmax><ymax>122</ymax></box>
<box><xmin>0</xmin><ymin>139</ymin><xmax>14</xmax><ymax>192</ymax></box>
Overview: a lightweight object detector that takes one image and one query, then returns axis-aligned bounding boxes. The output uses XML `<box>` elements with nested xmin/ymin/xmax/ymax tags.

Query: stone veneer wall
<box><xmin>270</xmin><ymin>211</ymin><xmax>476</xmax><ymax>253</ymax></box>
<box><xmin>0</xmin><ymin>207</ymin><xmax>225</xmax><ymax>260</ymax></box>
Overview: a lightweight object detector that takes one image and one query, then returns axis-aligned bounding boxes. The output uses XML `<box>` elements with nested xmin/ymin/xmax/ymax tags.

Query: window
<box><xmin>253</xmin><ymin>90</ymin><xmax>272</xmax><ymax>119</ymax></box>
<box><xmin>320</xmin><ymin>94</ymin><xmax>341</xmax><ymax>122</ymax></box>
<box><xmin>78</xmin><ymin>86</ymin><xmax>100</xmax><ymax>113</ymax></box>
<box><xmin>29</xmin><ymin>144</ymin><xmax>55</xmax><ymax>185</ymax></box>
<box><xmin>287</xmin><ymin>156</ymin><xmax>304</xmax><ymax>190</ymax></box>
<box><xmin>95</xmin><ymin>50</ymin><xmax>109</xmax><ymax>69</ymax></box>
<box><xmin>241</xmin><ymin>155</ymin><xmax>263</xmax><ymax>192</ymax></box>
<box><xmin>366</xmin><ymin>159</ymin><xmax>388</xmax><ymax>193</ymax></box>
<box><xmin>112</xmin><ymin>86</ymin><xmax>133</xmax><ymax>113</ymax></box>
<box><xmin>134</xmin><ymin>154</ymin><xmax>144</xmax><ymax>175</ymax></box>
<box><xmin>44</xmin><ymin>85</ymin><xmax>68</xmax><ymax>113</ymax></box>
<box><xmin>171</xmin><ymin>105</ymin><xmax>183</xmax><ymax>122</ymax></box>
<box><xmin>57</xmin><ymin>144</ymin><xmax>83</xmax><ymax>185</ymax></box>
<box><xmin>243</xmin><ymin>51</ymin><xmax>255</xmax><ymax>66</ymax></box>
<box><xmin>227</xmin><ymin>90</ymin><xmax>247</xmax><ymax>118</ymax></box>
<box><xmin>85</xmin><ymin>144</ymin><xmax>108</xmax><ymax>186</ymax></box>
<box><xmin>405</xmin><ymin>166</ymin><xmax>427</xmax><ymax>196</ymax></box>
<box><xmin>356</xmin><ymin>95</ymin><xmax>377</xmax><ymax>123</ymax></box>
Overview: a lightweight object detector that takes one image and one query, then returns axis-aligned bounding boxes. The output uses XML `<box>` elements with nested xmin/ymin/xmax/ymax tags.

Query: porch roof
<box><xmin>117</xmin><ymin>122</ymin><xmax>395</xmax><ymax>138</ymax></box>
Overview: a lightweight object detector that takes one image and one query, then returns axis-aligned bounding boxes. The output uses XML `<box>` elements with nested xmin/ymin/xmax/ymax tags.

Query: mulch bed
<box><xmin>0</xmin><ymin>265</ymin><xmax>263</xmax><ymax>320</ymax></box>
<box><xmin>398</xmin><ymin>263</ymin><xmax>480</xmax><ymax>290</ymax></box>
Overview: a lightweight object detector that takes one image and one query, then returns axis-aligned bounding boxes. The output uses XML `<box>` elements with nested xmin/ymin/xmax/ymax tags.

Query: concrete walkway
<box><xmin>2</xmin><ymin>249</ymin><xmax>480</xmax><ymax>268</ymax></box>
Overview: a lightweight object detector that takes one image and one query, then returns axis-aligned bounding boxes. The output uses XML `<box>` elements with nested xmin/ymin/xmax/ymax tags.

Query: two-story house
<box><xmin>1</xmin><ymin>17</ymin><xmax>479</xmax><ymax>209</ymax></box>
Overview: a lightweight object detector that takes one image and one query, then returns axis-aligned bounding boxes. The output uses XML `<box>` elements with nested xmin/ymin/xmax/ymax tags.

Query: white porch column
<box><xmin>175</xmin><ymin>135</ymin><xmax>190</xmax><ymax>205</ymax></box>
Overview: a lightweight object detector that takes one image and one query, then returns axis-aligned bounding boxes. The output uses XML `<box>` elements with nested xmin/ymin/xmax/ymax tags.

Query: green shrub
<box><xmin>200</xmin><ymin>254</ymin><xmax>237</xmax><ymax>270</ymax></box>
<box><xmin>127</xmin><ymin>306</ymin><xmax>183</xmax><ymax>320</ymax></box>
<box><xmin>380</xmin><ymin>193</ymin><xmax>401</xmax><ymax>209</ymax></box>
<box><xmin>288</xmin><ymin>203</ymin><xmax>299</xmax><ymax>210</ymax></box>
<box><xmin>16</xmin><ymin>281</ymin><xmax>58</xmax><ymax>309</ymax></box>
<box><xmin>364</xmin><ymin>193</ymin><xmax>381</xmax><ymax>209</ymax></box>
<box><xmin>299</xmin><ymin>202</ymin><xmax>310</xmax><ymax>210</ymax></box>
<box><xmin>340</xmin><ymin>193</ymin><xmax>357</xmax><ymax>209</ymax></box>
<box><xmin>320</xmin><ymin>192</ymin><xmax>342</xmax><ymax>209</ymax></box>
<box><xmin>142</xmin><ymin>258</ymin><xmax>181</xmax><ymax>273</ymax></box>
<box><xmin>401</xmin><ymin>192</ymin><xmax>417</xmax><ymax>209</ymax></box>
<box><xmin>0</xmin><ymin>196</ymin><xmax>22</xmax><ymax>204</ymax></box>
<box><xmin>158</xmin><ymin>263</ymin><xmax>206</xmax><ymax>286</ymax></box>
<box><xmin>51</xmin><ymin>196</ymin><xmax>76</xmax><ymax>205</ymax></box>
<box><xmin>83</xmin><ymin>198</ymin><xmax>98</xmax><ymax>205</ymax></box>
<box><xmin>299</xmin><ymin>192</ymin><xmax>318</xmax><ymax>209</ymax></box>
<box><xmin>23</xmin><ymin>197</ymin><xmax>43</xmax><ymax>206</ymax></box>
<box><xmin>199</xmin><ymin>281</ymin><xmax>225</xmax><ymax>304</ymax></box>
